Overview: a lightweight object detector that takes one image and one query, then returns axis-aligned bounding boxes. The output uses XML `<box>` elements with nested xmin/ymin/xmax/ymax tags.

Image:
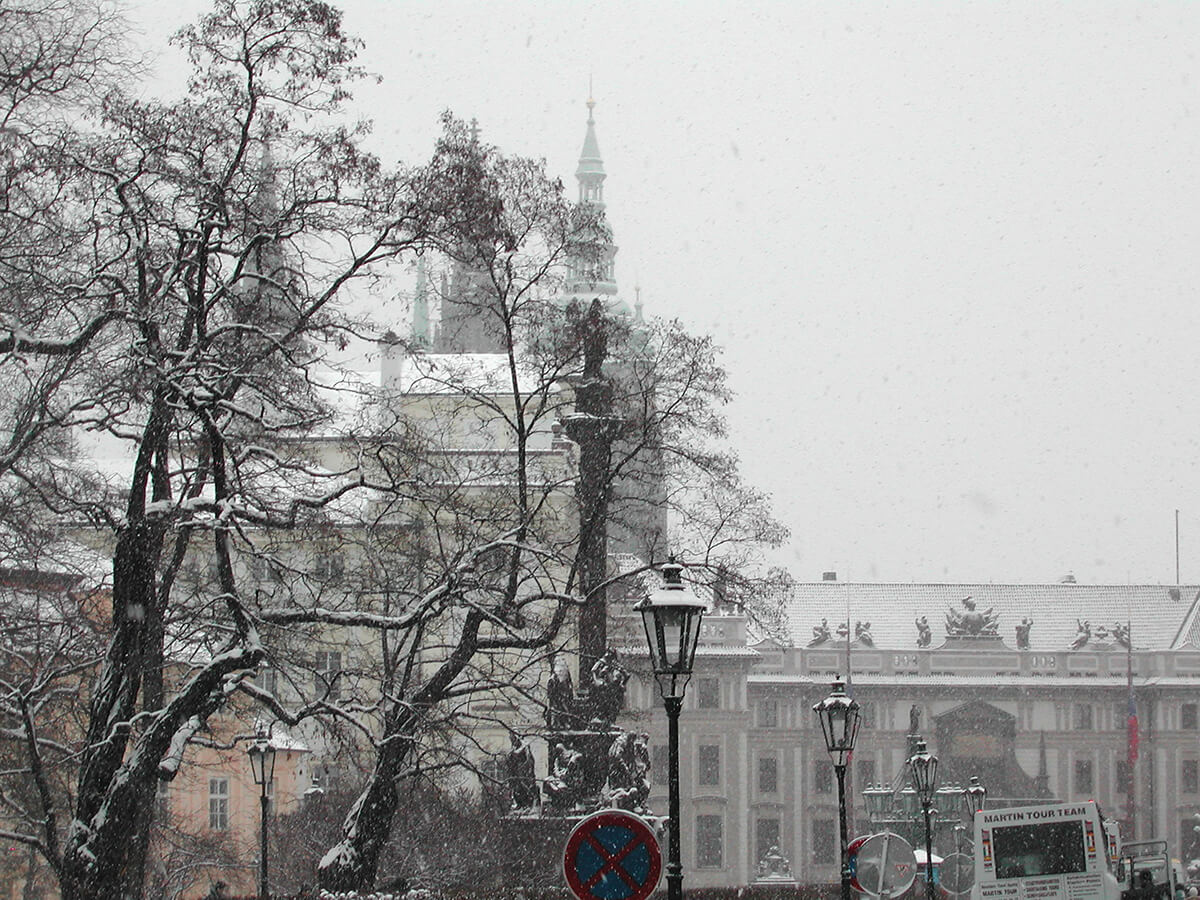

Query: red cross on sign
<box><xmin>563</xmin><ymin>809</ymin><xmax>663</xmax><ymax>900</ymax></box>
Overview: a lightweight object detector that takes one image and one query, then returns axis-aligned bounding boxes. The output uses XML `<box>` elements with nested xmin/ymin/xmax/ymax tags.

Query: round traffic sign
<box><xmin>563</xmin><ymin>809</ymin><xmax>663</xmax><ymax>900</ymax></box>
<box><xmin>939</xmin><ymin>852</ymin><xmax>974</xmax><ymax>896</ymax></box>
<box><xmin>849</xmin><ymin>832</ymin><xmax>918</xmax><ymax>897</ymax></box>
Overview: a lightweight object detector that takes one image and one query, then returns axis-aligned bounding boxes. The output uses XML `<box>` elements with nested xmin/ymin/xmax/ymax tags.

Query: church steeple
<box><xmin>576</xmin><ymin>96</ymin><xmax>605</xmax><ymax>205</ymax></box>
<box><xmin>565</xmin><ymin>93</ymin><xmax>622</xmax><ymax>306</ymax></box>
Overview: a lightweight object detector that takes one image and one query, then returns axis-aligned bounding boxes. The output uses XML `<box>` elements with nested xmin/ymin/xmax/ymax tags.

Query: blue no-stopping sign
<box><xmin>563</xmin><ymin>809</ymin><xmax>663</xmax><ymax>900</ymax></box>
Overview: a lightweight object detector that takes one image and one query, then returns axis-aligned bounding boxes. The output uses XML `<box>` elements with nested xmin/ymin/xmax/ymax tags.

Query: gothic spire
<box><xmin>565</xmin><ymin>93</ymin><xmax>621</xmax><ymax>306</ymax></box>
<box><xmin>576</xmin><ymin>94</ymin><xmax>605</xmax><ymax>202</ymax></box>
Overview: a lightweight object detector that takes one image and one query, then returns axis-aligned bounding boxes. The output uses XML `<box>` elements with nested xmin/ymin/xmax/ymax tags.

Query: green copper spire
<box><xmin>576</xmin><ymin>94</ymin><xmax>605</xmax><ymax>187</ymax></box>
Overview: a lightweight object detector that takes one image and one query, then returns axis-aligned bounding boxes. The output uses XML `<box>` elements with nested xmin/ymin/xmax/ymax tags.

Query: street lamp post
<box><xmin>963</xmin><ymin>775</ymin><xmax>987</xmax><ymax>821</ymax></box>
<box><xmin>637</xmin><ymin>558</ymin><xmax>706</xmax><ymax>900</ymax></box>
<box><xmin>247</xmin><ymin>733</ymin><xmax>277</xmax><ymax>900</ymax></box>
<box><xmin>908</xmin><ymin>738</ymin><xmax>939</xmax><ymax>900</ymax></box>
<box><xmin>813</xmin><ymin>678</ymin><xmax>862</xmax><ymax>900</ymax></box>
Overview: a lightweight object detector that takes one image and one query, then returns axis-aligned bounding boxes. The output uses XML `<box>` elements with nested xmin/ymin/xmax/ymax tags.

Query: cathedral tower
<box><xmin>563</xmin><ymin>96</ymin><xmax>627</xmax><ymax>314</ymax></box>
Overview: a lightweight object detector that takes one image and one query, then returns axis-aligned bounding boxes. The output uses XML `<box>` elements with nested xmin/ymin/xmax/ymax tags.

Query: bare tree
<box><xmin>0</xmin><ymin>2</ymin><xmax>487</xmax><ymax>898</ymax></box>
<box><xmin>0</xmin><ymin>4</ymin><xmax>787</xmax><ymax>899</ymax></box>
<box><xmin>230</xmin><ymin>125</ymin><xmax>787</xmax><ymax>891</ymax></box>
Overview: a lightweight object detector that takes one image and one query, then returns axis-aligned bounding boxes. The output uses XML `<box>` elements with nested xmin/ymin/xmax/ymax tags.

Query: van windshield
<box><xmin>993</xmin><ymin>821</ymin><xmax>1087</xmax><ymax>879</ymax></box>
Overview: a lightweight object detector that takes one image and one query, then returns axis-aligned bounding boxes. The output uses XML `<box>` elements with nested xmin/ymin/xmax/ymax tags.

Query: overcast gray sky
<box><xmin>130</xmin><ymin>1</ymin><xmax>1200</xmax><ymax>585</ymax></box>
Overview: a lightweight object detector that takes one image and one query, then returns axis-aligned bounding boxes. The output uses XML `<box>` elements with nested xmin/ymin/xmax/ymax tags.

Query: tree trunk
<box><xmin>61</xmin><ymin>521</ymin><xmax>162</xmax><ymax>900</ymax></box>
<box><xmin>316</xmin><ymin>737</ymin><xmax>410</xmax><ymax>892</ymax></box>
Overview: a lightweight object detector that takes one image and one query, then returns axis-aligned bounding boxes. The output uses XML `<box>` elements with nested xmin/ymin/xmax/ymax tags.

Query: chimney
<box><xmin>822</xmin><ymin>571</ymin><xmax>837</xmax><ymax>582</ymax></box>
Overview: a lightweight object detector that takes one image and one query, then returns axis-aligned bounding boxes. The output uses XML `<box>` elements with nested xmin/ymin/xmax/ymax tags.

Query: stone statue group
<box><xmin>503</xmin><ymin>648</ymin><xmax>652</xmax><ymax>815</ymax></box>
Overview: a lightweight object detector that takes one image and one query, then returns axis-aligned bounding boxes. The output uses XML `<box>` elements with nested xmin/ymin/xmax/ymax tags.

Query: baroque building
<box><xmin>618</xmin><ymin>576</ymin><xmax>1200</xmax><ymax>889</ymax></box>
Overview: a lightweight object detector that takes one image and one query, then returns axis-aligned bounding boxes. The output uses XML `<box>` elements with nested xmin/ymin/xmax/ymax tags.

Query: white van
<box><xmin>973</xmin><ymin>801</ymin><xmax>1123</xmax><ymax>900</ymax></box>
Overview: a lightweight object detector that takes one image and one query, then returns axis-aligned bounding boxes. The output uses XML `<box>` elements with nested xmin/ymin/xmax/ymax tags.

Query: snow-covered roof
<box><xmin>0</xmin><ymin>528</ymin><xmax>110</xmax><ymax>586</ymax></box>
<box><xmin>383</xmin><ymin>352</ymin><xmax>562</xmax><ymax>396</ymax></box>
<box><xmin>310</xmin><ymin>366</ymin><xmax>378</xmax><ymax>434</ymax></box>
<box><xmin>786</xmin><ymin>582</ymin><xmax>1200</xmax><ymax>653</ymax></box>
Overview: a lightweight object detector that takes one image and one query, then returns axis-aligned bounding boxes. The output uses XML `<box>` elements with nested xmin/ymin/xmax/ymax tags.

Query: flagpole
<box><xmin>1126</xmin><ymin>616</ymin><xmax>1138</xmax><ymax>838</ymax></box>
<box><xmin>845</xmin><ymin>582</ymin><xmax>854</xmax><ymax>837</ymax></box>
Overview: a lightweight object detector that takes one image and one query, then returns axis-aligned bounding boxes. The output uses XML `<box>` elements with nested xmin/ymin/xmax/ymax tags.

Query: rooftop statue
<box><xmin>809</xmin><ymin>618</ymin><xmax>831</xmax><ymax>646</ymax></box>
<box><xmin>1070</xmin><ymin>619</ymin><xmax>1091</xmax><ymax>650</ymax></box>
<box><xmin>1112</xmin><ymin>621</ymin><xmax>1131</xmax><ymax>649</ymax></box>
<box><xmin>1015</xmin><ymin>617</ymin><xmax>1033</xmax><ymax>650</ymax></box>
<box><xmin>915</xmin><ymin>616</ymin><xmax>932</xmax><ymax>648</ymax></box>
<box><xmin>855</xmin><ymin>620</ymin><xmax>874</xmax><ymax>646</ymax></box>
<box><xmin>945</xmin><ymin>595</ymin><xmax>999</xmax><ymax>637</ymax></box>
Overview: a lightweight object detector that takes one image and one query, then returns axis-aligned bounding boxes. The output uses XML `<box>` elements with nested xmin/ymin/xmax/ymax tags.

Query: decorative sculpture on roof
<box><xmin>1077</xmin><ymin>621</ymin><xmax>1130</xmax><ymax>650</ymax></box>
<box><xmin>1113</xmin><ymin>622</ymin><xmax>1130</xmax><ymax>649</ymax></box>
<box><xmin>1015</xmin><ymin>617</ymin><xmax>1033</xmax><ymax>650</ymax></box>
<box><xmin>504</xmin><ymin>733</ymin><xmax>539</xmax><ymax>812</ymax></box>
<box><xmin>915</xmin><ymin>616</ymin><xmax>932</xmax><ymax>648</ymax></box>
<box><xmin>836</xmin><ymin>620</ymin><xmax>850</xmax><ymax>640</ymax></box>
<box><xmin>589</xmin><ymin>648</ymin><xmax>629</xmax><ymax>727</ymax></box>
<box><xmin>809</xmin><ymin>618</ymin><xmax>832</xmax><ymax>646</ymax></box>
<box><xmin>855</xmin><ymin>621</ymin><xmax>874</xmax><ymax>646</ymax></box>
<box><xmin>945</xmin><ymin>596</ymin><xmax>999</xmax><ymax>637</ymax></box>
<box><xmin>1070</xmin><ymin>619</ymin><xmax>1091</xmax><ymax>650</ymax></box>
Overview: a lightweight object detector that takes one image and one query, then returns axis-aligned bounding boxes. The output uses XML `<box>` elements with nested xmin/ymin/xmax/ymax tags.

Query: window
<box><xmin>758</xmin><ymin>756</ymin><xmax>778</xmax><ymax>794</ymax></box>
<box><xmin>699</xmin><ymin>744</ymin><xmax>721</xmax><ymax>786</ymax></box>
<box><xmin>814</xmin><ymin>759</ymin><xmax>833</xmax><ymax>794</ymax></box>
<box><xmin>859</xmin><ymin>701</ymin><xmax>876</xmax><ymax>729</ymax></box>
<box><xmin>314</xmin><ymin>650</ymin><xmax>342</xmax><ymax>700</ymax></box>
<box><xmin>209</xmin><ymin>777</ymin><xmax>229</xmax><ymax>830</ymax></box>
<box><xmin>1116</xmin><ymin>759</ymin><xmax>1132</xmax><ymax>794</ymax></box>
<box><xmin>992</xmin><ymin>820</ymin><xmax>1086</xmax><ymax>878</ymax></box>
<box><xmin>813</xmin><ymin>818</ymin><xmax>836</xmax><ymax>864</ymax></box>
<box><xmin>756</xmin><ymin>817</ymin><xmax>781</xmax><ymax>865</ymax></box>
<box><xmin>856</xmin><ymin>758</ymin><xmax>876</xmax><ymax>788</ymax></box>
<box><xmin>1073</xmin><ymin>704</ymin><xmax>1093</xmax><ymax>730</ymax></box>
<box><xmin>697</xmin><ymin>678</ymin><xmax>720</xmax><ymax>710</ymax></box>
<box><xmin>757</xmin><ymin>698</ymin><xmax>779</xmax><ymax>728</ymax></box>
<box><xmin>652</xmin><ymin>745</ymin><xmax>668</xmax><ymax>785</ymax></box>
<box><xmin>1184</xmin><ymin>703</ymin><xmax>1198</xmax><ymax>731</ymax></box>
<box><xmin>1184</xmin><ymin>759</ymin><xmax>1199</xmax><ymax>794</ymax></box>
<box><xmin>1073</xmin><ymin>758</ymin><xmax>1093</xmax><ymax>794</ymax></box>
<box><xmin>314</xmin><ymin>552</ymin><xmax>345</xmax><ymax>582</ymax></box>
<box><xmin>256</xmin><ymin>665</ymin><xmax>277</xmax><ymax>695</ymax></box>
<box><xmin>696</xmin><ymin>815</ymin><xmax>723</xmax><ymax>867</ymax></box>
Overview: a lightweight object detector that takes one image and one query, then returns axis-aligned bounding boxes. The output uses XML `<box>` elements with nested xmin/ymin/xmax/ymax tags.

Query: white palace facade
<box><xmin>618</xmin><ymin>576</ymin><xmax>1200</xmax><ymax>890</ymax></box>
